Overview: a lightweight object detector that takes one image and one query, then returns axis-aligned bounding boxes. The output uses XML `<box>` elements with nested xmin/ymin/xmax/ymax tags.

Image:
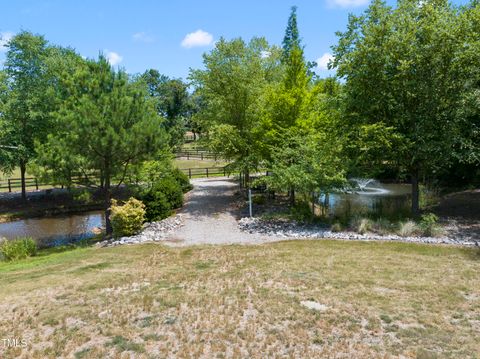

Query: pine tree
<box><xmin>281</xmin><ymin>6</ymin><xmax>301</xmax><ymax>63</ymax></box>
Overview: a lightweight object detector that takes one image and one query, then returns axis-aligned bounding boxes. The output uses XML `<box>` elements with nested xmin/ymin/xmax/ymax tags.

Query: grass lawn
<box><xmin>0</xmin><ymin>240</ymin><xmax>479</xmax><ymax>358</ymax></box>
<box><xmin>174</xmin><ymin>158</ymin><xmax>227</xmax><ymax>169</ymax></box>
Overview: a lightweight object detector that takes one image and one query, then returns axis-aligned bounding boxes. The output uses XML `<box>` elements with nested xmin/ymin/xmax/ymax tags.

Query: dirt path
<box><xmin>166</xmin><ymin>177</ymin><xmax>265</xmax><ymax>246</ymax></box>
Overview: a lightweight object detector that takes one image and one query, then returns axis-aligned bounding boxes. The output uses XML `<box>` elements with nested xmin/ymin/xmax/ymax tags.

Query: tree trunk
<box><xmin>289</xmin><ymin>187</ymin><xmax>295</xmax><ymax>206</ymax></box>
<box><xmin>20</xmin><ymin>161</ymin><xmax>27</xmax><ymax>202</ymax></box>
<box><xmin>311</xmin><ymin>192</ymin><xmax>315</xmax><ymax>216</ymax></box>
<box><xmin>244</xmin><ymin>169</ymin><xmax>250</xmax><ymax>189</ymax></box>
<box><xmin>411</xmin><ymin>171</ymin><xmax>420</xmax><ymax>218</ymax></box>
<box><xmin>104</xmin><ymin>169</ymin><xmax>113</xmax><ymax>236</ymax></box>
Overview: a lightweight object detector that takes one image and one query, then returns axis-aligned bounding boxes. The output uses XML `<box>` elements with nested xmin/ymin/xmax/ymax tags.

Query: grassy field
<box><xmin>0</xmin><ymin>240</ymin><xmax>478</xmax><ymax>358</ymax></box>
<box><xmin>173</xmin><ymin>159</ymin><xmax>227</xmax><ymax>170</ymax></box>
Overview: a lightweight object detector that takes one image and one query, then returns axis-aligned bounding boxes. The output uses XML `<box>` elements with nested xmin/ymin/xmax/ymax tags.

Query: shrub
<box><xmin>372</xmin><ymin>218</ymin><xmax>395</xmax><ymax>235</ymax></box>
<box><xmin>0</xmin><ymin>237</ymin><xmax>37</xmax><ymax>261</ymax></box>
<box><xmin>110</xmin><ymin>198</ymin><xmax>146</xmax><ymax>238</ymax></box>
<box><xmin>331</xmin><ymin>222</ymin><xmax>342</xmax><ymax>232</ymax></box>
<box><xmin>398</xmin><ymin>220</ymin><xmax>418</xmax><ymax>237</ymax></box>
<box><xmin>252</xmin><ymin>194</ymin><xmax>266</xmax><ymax>205</ymax></box>
<box><xmin>419</xmin><ymin>213</ymin><xmax>444</xmax><ymax>237</ymax></box>
<box><xmin>72</xmin><ymin>189</ymin><xmax>92</xmax><ymax>204</ymax></box>
<box><xmin>152</xmin><ymin>177</ymin><xmax>183</xmax><ymax>209</ymax></box>
<box><xmin>170</xmin><ymin>168</ymin><xmax>193</xmax><ymax>193</ymax></box>
<box><xmin>141</xmin><ymin>189</ymin><xmax>172</xmax><ymax>222</ymax></box>
<box><xmin>141</xmin><ymin>177</ymin><xmax>184</xmax><ymax>222</ymax></box>
<box><xmin>351</xmin><ymin>217</ymin><xmax>372</xmax><ymax>234</ymax></box>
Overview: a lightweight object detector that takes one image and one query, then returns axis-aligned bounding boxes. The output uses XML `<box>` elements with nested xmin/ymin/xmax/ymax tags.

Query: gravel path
<box><xmin>99</xmin><ymin>177</ymin><xmax>478</xmax><ymax>248</ymax></box>
<box><xmin>165</xmin><ymin>177</ymin><xmax>265</xmax><ymax>246</ymax></box>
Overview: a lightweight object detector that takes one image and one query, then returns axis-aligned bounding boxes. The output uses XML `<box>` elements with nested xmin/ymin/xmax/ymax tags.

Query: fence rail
<box><xmin>0</xmin><ymin>167</ymin><xmax>233</xmax><ymax>193</ymax></box>
<box><xmin>175</xmin><ymin>151</ymin><xmax>221</xmax><ymax>161</ymax></box>
<box><xmin>179</xmin><ymin>167</ymin><xmax>230</xmax><ymax>179</ymax></box>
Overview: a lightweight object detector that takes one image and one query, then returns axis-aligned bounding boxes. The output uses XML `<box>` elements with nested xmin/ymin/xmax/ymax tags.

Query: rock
<box><xmin>300</xmin><ymin>300</ymin><xmax>329</xmax><ymax>311</ymax></box>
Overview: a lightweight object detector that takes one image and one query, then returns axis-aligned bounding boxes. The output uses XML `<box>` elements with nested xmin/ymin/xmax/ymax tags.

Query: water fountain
<box><xmin>350</xmin><ymin>178</ymin><xmax>390</xmax><ymax>195</ymax></box>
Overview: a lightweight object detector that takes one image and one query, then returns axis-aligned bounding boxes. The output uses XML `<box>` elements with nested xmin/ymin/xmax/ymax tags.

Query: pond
<box><xmin>319</xmin><ymin>180</ymin><xmax>412</xmax><ymax>219</ymax></box>
<box><xmin>0</xmin><ymin>211</ymin><xmax>105</xmax><ymax>248</ymax></box>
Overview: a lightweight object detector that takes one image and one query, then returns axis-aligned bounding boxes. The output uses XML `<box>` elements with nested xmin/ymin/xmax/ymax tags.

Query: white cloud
<box><xmin>316</xmin><ymin>53</ymin><xmax>334</xmax><ymax>71</ymax></box>
<box><xmin>181</xmin><ymin>29</ymin><xmax>213</xmax><ymax>48</ymax></box>
<box><xmin>132</xmin><ymin>32</ymin><xmax>154</xmax><ymax>43</ymax></box>
<box><xmin>0</xmin><ymin>31</ymin><xmax>14</xmax><ymax>52</ymax></box>
<box><xmin>105</xmin><ymin>51</ymin><xmax>123</xmax><ymax>65</ymax></box>
<box><xmin>327</xmin><ymin>0</ymin><xmax>369</xmax><ymax>8</ymax></box>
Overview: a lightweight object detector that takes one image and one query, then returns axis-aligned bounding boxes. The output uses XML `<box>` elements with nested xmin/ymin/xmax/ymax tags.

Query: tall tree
<box><xmin>141</xmin><ymin>70</ymin><xmax>189</xmax><ymax>149</ymax></box>
<box><xmin>282</xmin><ymin>6</ymin><xmax>301</xmax><ymax>62</ymax></box>
<box><xmin>331</xmin><ymin>0</ymin><xmax>467</xmax><ymax>216</ymax></box>
<box><xmin>190</xmin><ymin>37</ymin><xmax>277</xmax><ymax>186</ymax></box>
<box><xmin>38</xmin><ymin>56</ymin><xmax>168</xmax><ymax>234</ymax></box>
<box><xmin>1</xmin><ymin>31</ymin><xmax>50</xmax><ymax>201</ymax></box>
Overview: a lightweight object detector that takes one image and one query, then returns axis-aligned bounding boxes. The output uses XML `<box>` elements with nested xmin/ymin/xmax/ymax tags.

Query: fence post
<box><xmin>224</xmin><ymin>167</ymin><xmax>226</xmax><ymax>176</ymax></box>
<box><xmin>8</xmin><ymin>179</ymin><xmax>11</xmax><ymax>192</ymax></box>
<box><xmin>206</xmin><ymin>168</ymin><xmax>209</xmax><ymax>178</ymax></box>
<box><xmin>201</xmin><ymin>152</ymin><xmax>204</xmax><ymax>160</ymax></box>
<box><xmin>187</xmin><ymin>152</ymin><xmax>190</xmax><ymax>160</ymax></box>
<box><xmin>35</xmin><ymin>178</ymin><xmax>39</xmax><ymax>190</ymax></box>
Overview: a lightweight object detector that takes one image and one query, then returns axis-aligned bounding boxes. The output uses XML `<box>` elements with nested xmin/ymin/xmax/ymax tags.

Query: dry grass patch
<box><xmin>0</xmin><ymin>241</ymin><xmax>479</xmax><ymax>358</ymax></box>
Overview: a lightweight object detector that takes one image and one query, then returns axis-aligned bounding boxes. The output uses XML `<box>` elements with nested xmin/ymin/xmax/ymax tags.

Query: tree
<box><xmin>141</xmin><ymin>70</ymin><xmax>189</xmax><ymax>149</ymax></box>
<box><xmin>263</xmin><ymin>132</ymin><xmax>346</xmax><ymax>214</ymax></box>
<box><xmin>38</xmin><ymin>56</ymin><xmax>168</xmax><ymax>235</ymax></box>
<box><xmin>262</xmin><ymin>9</ymin><xmax>311</xmax><ymax>204</ymax></box>
<box><xmin>190</xmin><ymin>37</ymin><xmax>278</xmax><ymax>186</ymax></box>
<box><xmin>282</xmin><ymin>6</ymin><xmax>301</xmax><ymax>63</ymax></box>
<box><xmin>331</xmin><ymin>0</ymin><xmax>467</xmax><ymax>216</ymax></box>
<box><xmin>1</xmin><ymin>31</ymin><xmax>51</xmax><ymax>201</ymax></box>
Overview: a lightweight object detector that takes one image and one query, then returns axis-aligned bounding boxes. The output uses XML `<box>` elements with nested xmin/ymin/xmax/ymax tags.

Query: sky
<box><xmin>0</xmin><ymin>0</ymin><xmax>471</xmax><ymax>80</ymax></box>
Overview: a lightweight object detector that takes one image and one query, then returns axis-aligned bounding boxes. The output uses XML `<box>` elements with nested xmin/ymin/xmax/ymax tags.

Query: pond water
<box><xmin>319</xmin><ymin>181</ymin><xmax>412</xmax><ymax>219</ymax></box>
<box><xmin>0</xmin><ymin>211</ymin><xmax>105</xmax><ymax>248</ymax></box>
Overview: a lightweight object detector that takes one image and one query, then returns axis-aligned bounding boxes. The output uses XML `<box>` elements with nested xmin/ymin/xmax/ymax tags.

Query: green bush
<box><xmin>141</xmin><ymin>177</ymin><xmax>184</xmax><ymax>222</ymax></box>
<box><xmin>72</xmin><ymin>189</ymin><xmax>92</xmax><ymax>204</ymax></box>
<box><xmin>110</xmin><ymin>198</ymin><xmax>146</xmax><ymax>238</ymax></box>
<box><xmin>141</xmin><ymin>189</ymin><xmax>172</xmax><ymax>222</ymax></box>
<box><xmin>170</xmin><ymin>168</ymin><xmax>193</xmax><ymax>193</ymax></box>
<box><xmin>419</xmin><ymin>213</ymin><xmax>444</xmax><ymax>237</ymax></box>
<box><xmin>152</xmin><ymin>177</ymin><xmax>183</xmax><ymax>209</ymax></box>
<box><xmin>252</xmin><ymin>194</ymin><xmax>266</xmax><ymax>205</ymax></box>
<box><xmin>372</xmin><ymin>218</ymin><xmax>395</xmax><ymax>235</ymax></box>
<box><xmin>0</xmin><ymin>237</ymin><xmax>37</xmax><ymax>261</ymax></box>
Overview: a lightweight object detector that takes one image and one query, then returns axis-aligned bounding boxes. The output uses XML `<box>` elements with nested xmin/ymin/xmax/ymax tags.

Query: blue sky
<box><xmin>0</xmin><ymin>0</ymin><xmax>470</xmax><ymax>80</ymax></box>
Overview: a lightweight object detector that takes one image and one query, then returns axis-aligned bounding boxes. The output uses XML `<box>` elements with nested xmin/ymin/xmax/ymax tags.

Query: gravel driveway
<box><xmin>165</xmin><ymin>177</ymin><xmax>265</xmax><ymax>246</ymax></box>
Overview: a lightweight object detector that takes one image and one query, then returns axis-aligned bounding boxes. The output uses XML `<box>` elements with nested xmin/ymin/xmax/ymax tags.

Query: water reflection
<box><xmin>0</xmin><ymin>211</ymin><xmax>105</xmax><ymax>248</ymax></box>
<box><xmin>319</xmin><ymin>183</ymin><xmax>412</xmax><ymax>219</ymax></box>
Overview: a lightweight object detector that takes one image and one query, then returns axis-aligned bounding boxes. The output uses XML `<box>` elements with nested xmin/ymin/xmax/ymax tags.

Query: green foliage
<box><xmin>141</xmin><ymin>70</ymin><xmax>190</xmax><ymax>149</ymax></box>
<box><xmin>189</xmin><ymin>37</ymin><xmax>280</xmax><ymax>181</ymax></box>
<box><xmin>141</xmin><ymin>188</ymin><xmax>172</xmax><ymax>222</ymax></box>
<box><xmin>331</xmin><ymin>0</ymin><xmax>479</xmax><ymax>213</ymax></box>
<box><xmin>419</xmin><ymin>213</ymin><xmax>443</xmax><ymax>237</ymax></box>
<box><xmin>72</xmin><ymin>189</ymin><xmax>92</xmax><ymax>204</ymax></box>
<box><xmin>282</xmin><ymin>6</ymin><xmax>301</xmax><ymax>62</ymax></box>
<box><xmin>170</xmin><ymin>167</ymin><xmax>193</xmax><ymax>193</ymax></box>
<box><xmin>141</xmin><ymin>177</ymin><xmax>184</xmax><ymax>222</ymax></box>
<box><xmin>152</xmin><ymin>177</ymin><xmax>183</xmax><ymax>209</ymax></box>
<box><xmin>110</xmin><ymin>198</ymin><xmax>146</xmax><ymax>238</ymax></box>
<box><xmin>0</xmin><ymin>237</ymin><xmax>37</xmax><ymax>261</ymax></box>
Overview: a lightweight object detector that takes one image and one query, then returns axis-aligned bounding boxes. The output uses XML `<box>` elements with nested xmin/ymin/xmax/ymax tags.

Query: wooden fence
<box><xmin>0</xmin><ymin>167</ymin><xmax>232</xmax><ymax>193</ymax></box>
<box><xmin>179</xmin><ymin>167</ymin><xmax>229</xmax><ymax>179</ymax></box>
<box><xmin>175</xmin><ymin>150</ymin><xmax>220</xmax><ymax>161</ymax></box>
